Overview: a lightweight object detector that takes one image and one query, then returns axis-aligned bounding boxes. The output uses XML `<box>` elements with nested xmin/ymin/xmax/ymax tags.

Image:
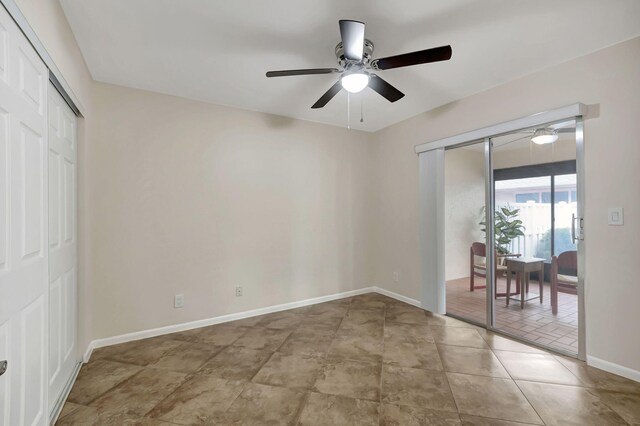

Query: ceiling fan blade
<box><xmin>311</xmin><ymin>81</ymin><xmax>342</xmax><ymax>109</ymax></box>
<box><xmin>372</xmin><ymin>45</ymin><xmax>452</xmax><ymax>70</ymax></box>
<box><xmin>266</xmin><ymin>68</ymin><xmax>340</xmax><ymax>77</ymax></box>
<box><xmin>339</xmin><ymin>20</ymin><xmax>365</xmax><ymax>61</ymax></box>
<box><xmin>368</xmin><ymin>75</ymin><xmax>404</xmax><ymax>103</ymax></box>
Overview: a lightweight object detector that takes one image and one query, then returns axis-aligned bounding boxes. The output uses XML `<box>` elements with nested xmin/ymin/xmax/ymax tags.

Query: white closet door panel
<box><xmin>47</xmin><ymin>82</ymin><xmax>77</xmax><ymax>416</ymax></box>
<box><xmin>0</xmin><ymin>4</ymin><xmax>49</xmax><ymax>426</ymax></box>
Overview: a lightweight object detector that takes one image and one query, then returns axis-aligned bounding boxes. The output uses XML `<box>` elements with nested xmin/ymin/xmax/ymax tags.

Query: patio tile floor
<box><xmin>446</xmin><ymin>276</ymin><xmax>579</xmax><ymax>354</ymax></box>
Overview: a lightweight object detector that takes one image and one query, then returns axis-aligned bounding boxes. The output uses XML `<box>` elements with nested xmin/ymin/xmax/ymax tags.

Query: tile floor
<box><xmin>56</xmin><ymin>293</ymin><xmax>640</xmax><ymax>425</ymax></box>
<box><xmin>447</xmin><ymin>276</ymin><xmax>579</xmax><ymax>353</ymax></box>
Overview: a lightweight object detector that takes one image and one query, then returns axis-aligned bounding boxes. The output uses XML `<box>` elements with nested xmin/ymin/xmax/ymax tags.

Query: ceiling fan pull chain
<box><xmin>360</xmin><ymin>95</ymin><xmax>364</xmax><ymax>123</ymax></box>
<box><xmin>347</xmin><ymin>91</ymin><xmax>351</xmax><ymax>129</ymax></box>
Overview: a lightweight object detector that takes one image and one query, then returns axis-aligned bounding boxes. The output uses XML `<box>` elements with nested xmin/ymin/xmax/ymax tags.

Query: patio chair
<box><xmin>551</xmin><ymin>250</ymin><xmax>578</xmax><ymax>315</ymax></box>
<box><xmin>469</xmin><ymin>242</ymin><xmax>520</xmax><ymax>293</ymax></box>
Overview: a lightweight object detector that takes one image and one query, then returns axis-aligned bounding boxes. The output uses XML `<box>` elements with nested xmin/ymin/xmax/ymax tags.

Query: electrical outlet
<box><xmin>393</xmin><ymin>271</ymin><xmax>400</xmax><ymax>283</ymax></box>
<box><xmin>174</xmin><ymin>294</ymin><xmax>184</xmax><ymax>308</ymax></box>
<box><xmin>235</xmin><ymin>286</ymin><xmax>243</xmax><ymax>297</ymax></box>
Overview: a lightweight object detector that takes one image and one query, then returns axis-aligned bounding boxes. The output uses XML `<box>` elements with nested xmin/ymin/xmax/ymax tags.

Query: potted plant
<box><xmin>479</xmin><ymin>205</ymin><xmax>526</xmax><ymax>255</ymax></box>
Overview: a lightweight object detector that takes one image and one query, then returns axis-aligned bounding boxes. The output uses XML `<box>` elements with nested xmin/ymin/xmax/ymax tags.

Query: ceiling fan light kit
<box><xmin>531</xmin><ymin>128</ymin><xmax>559</xmax><ymax>145</ymax></box>
<box><xmin>341</xmin><ymin>69</ymin><xmax>370</xmax><ymax>93</ymax></box>
<box><xmin>266</xmin><ymin>19</ymin><xmax>452</xmax><ymax>109</ymax></box>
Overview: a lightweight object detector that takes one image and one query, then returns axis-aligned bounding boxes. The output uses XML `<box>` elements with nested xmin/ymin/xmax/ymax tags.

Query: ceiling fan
<box><xmin>266</xmin><ymin>20</ymin><xmax>452</xmax><ymax>109</ymax></box>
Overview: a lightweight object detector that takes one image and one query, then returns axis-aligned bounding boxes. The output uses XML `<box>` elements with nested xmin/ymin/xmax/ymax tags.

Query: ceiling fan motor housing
<box><xmin>335</xmin><ymin>39</ymin><xmax>374</xmax><ymax>67</ymax></box>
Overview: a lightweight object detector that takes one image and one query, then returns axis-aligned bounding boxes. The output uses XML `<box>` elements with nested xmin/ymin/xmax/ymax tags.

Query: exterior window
<box><xmin>515</xmin><ymin>192</ymin><xmax>539</xmax><ymax>203</ymax></box>
<box><xmin>555</xmin><ymin>191</ymin><xmax>569</xmax><ymax>203</ymax></box>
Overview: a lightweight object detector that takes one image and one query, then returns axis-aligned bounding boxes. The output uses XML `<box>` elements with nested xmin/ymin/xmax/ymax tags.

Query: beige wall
<box><xmin>88</xmin><ymin>83</ymin><xmax>372</xmax><ymax>340</ymax></box>
<box><xmin>371</xmin><ymin>36</ymin><xmax>640</xmax><ymax>372</ymax></box>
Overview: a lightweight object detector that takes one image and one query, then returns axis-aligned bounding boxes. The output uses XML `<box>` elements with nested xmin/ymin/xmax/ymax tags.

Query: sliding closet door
<box><xmin>0</xmin><ymin>4</ymin><xmax>50</xmax><ymax>425</ymax></box>
<box><xmin>47</xmin><ymin>83</ymin><xmax>78</xmax><ymax>415</ymax></box>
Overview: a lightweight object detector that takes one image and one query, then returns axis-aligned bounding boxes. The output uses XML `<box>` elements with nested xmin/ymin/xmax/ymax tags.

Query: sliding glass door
<box><xmin>438</xmin><ymin>118</ymin><xmax>584</xmax><ymax>358</ymax></box>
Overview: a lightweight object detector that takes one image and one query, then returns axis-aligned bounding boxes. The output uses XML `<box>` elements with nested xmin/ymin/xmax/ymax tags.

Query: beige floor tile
<box><xmin>338</xmin><ymin>317</ymin><xmax>385</xmax><ymax>340</ymax></box>
<box><xmin>447</xmin><ymin>373</ymin><xmax>542</xmax><ymax>425</ymax></box>
<box><xmin>55</xmin><ymin>404</ymin><xmax>100</xmax><ymax>425</ymax></box>
<box><xmin>231</xmin><ymin>327</ymin><xmax>292</xmax><ymax>351</ymax></box>
<box><xmin>278</xmin><ymin>328</ymin><xmax>335</xmax><ymax>356</ymax></box>
<box><xmin>384</xmin><ymin>322</ymin><xmax>435</xmax><ymax>345</ymax></box>
<box><xmin>67</xmin><ymin>359</ymin><xmax>143</xmax><ymax>405</ymax></box>
<box><xmin>383</xmin><ymin>341</ymin><xmax>443</xmax><ymax>371</ymax></box>
<box><xmin>60</xmin><ymin>299</ymin><xmax>637</xmax><ymax>426</ymax></box>
<box><xmin>344</xmin><ymin>307</ymin><xmax>385</xmax><ymax>325</ymax></box>
<box><xmin>438</xmin><ymin>345</ymin><xmax>509</xmax><ymax>378</ymax></box>
<box><xmin>298</xmin><ymin>392</ymin><xmax>380</xmax><ymax>426</ymax></box>
<box><xmin>252</xmin><ymin>352</ymin><xmax>325</xmax><ymax>390</ymax></box>
<box><xmin>313</xmin><ymin>358</ymin><xmax>381</xmax><ymax>401</ymax></box>
<box><xmin>481</xmin><ymin>333</ymin><xmax>547</xmax><ymax>354</ymax></box>
<box><xmin>381</xmin><ymin>366</ymin><xmax>457</xmax><ymax>412</ymax></box>
<box><xmin>56</xmin><ymin>402</ymin><xmax>84</xmax><ymax>420</ymax></box>
<box><xmin>555</xmin><ymin>356</ymin><xmax>640</xmax><ymax>394</ymax></box>
<box><xmin>494</xmin><ymin>351</ymin><xmax>582</xmax><ymax>385</ymax></box>
<box><xmin>147</xmin><ymin>375</ymin><xmax>245</xmax><ymax>424</ymax></box>
<box><xmin>430</xmin><ymin>327</ymin><xmax>489</xmax><ymax>349</ymax></box>
<box><xmin>255</xmin><ymin>311</ymin><xmax>306</xmax><ymax>329</ymax></box>
<box><xmin>424</xmin><ymin>313</ymin><xmax>480</xmax><ymax>329</ymax></box>
<box><xmin>386</xmin><ymin>306</ymin><xmax>430</xmax><ymax>325</ymax></box>
<box><xmin>338</xmin><ymin>322</ymin><xmax>384</xmax><ymax>339</ymax></box>
<box><xmin>586</xmin><ymin>388</ymin><xmax>640</xmax><ymax>425</ymax></box>
<box><xmin>329</xmin><ymin>333</ymin><xmax>383</xmax><ymax>363</ymax></box>
<box><xmin>299</xmin><ymin>312</ymin><xmax>344</xmax><ymax>333</ymax></box>
<box><xmin>121</xmin><ymin>418</ymin><xmax>176</xmax><ymax>425</ymax></box>
<box><xmin>222</xmin><ymin>382</ymin><xmax>306</xmax><ymax>425</ymax></box>
<box><xmin>149</xmin><ymin>341</ymin><xmax>223</xmax><ymax>373</ymax></box>
<box><xmin>380</xmin><ymin>403</ymin><xmax>461</xmax><ymax>425</ymax></box>
<box><xmin>89</xmin><ymin>368</ymin><xmax>187</xmax><ymax>418</ymax></box>
<box><xmin>306</xmin><ymin>302</ymin><xmax>350</xmax><ymax>317</ymax></box>
<box><xmin>92</xmin><ymin>337</ymin><xmax>184</xmax><ymax>366</ymax></box>
<box><xmin>517</xmin><ymin>380</ymin><xmax>628</xmax><ymax>425</ymax></box>
<box><xmin>198</xmin><ymin>346</ymin><xmax>272</xmax><ymax>380</ymax></box>
<box><xmin>172</xmin><ymin>324</ymin><xmax>249</xmax><ymax>346</ymax></box>
<box><xmin>459</xmin><ymin>414</ymin><xmax>537</xmax><ymax>425</ymax></box>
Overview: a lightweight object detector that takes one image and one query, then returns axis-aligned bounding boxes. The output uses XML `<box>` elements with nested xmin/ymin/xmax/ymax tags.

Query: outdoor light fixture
<box><xmin>531</xmin><ymin>128</ymin><xmax>559</xmax><ymax>145</ymax></box>
<box><xmin>341</xmin><ymin>71</ymin><xmax>370</xmax><ymax>93</ymax></box>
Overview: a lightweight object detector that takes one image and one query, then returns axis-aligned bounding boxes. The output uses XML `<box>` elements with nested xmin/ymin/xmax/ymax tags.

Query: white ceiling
<box><xmin>59</xmin><ymin>0</ymin><xmax>640</xmax><ymax>132</ymax></box>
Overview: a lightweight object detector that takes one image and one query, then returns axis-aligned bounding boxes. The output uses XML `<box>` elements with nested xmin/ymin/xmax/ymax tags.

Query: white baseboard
<box><xmin>373</xmin><ymin>287</ymin><xmax>421</xmax><ymax>307</ymax></box>
<box><xmin>587</xmin><ymin>355</ymin><xmax>640</xmax><ymax>383</ymax></box>
<box><xmin>82</xmin><ymin>286</ymin><xmax>640</xmax><ymax>385</ymax></box>
<box><xmin>84</xmin><ymin>286</ymin><xmax>378</xmax><ymax>362</ymax></box>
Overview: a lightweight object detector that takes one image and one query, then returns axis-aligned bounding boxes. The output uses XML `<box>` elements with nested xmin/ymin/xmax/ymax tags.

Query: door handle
<box><xmin>0</xmin><ymin>360</ymin><xmax>6</xmax><ymax>377</ymax></box>
<box><xmin>571</xmin><ymin>213</ymin><xmax>577</xmax><ymax>244</ymax></box>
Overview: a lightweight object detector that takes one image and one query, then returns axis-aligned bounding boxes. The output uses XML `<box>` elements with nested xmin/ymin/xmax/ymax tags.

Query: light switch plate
<box><xmin>608</xmin><ymin>207</ymin><xmax>624</xmax><ymax>226</ymax></box>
